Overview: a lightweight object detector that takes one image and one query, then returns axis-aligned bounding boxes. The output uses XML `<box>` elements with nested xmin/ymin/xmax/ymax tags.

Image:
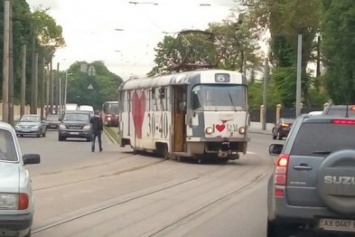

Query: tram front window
<box><xmin>192</xmin><ymin>85</ymin><xmax>247</xmax><ymax>111</ymax></box>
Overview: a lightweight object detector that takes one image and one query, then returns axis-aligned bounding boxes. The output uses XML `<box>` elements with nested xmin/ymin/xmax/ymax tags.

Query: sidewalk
<box><xmin>248</xmin><ymin>122</ymin><xmax>273</xmax><ymax>135</ymax></box>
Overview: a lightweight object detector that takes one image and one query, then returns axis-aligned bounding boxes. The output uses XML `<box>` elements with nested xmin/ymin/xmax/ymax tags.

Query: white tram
<box><xmin>118</xmin><ymin>69</ymin><xmax>250</xmax><ymax>162</ymax></box>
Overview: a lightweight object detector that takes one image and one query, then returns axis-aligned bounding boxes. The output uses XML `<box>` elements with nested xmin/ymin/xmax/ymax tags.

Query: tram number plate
<box><xmin>319</xmin><ymin>218</ymin><xmax>355</xmax><ymax>232</ymax></box>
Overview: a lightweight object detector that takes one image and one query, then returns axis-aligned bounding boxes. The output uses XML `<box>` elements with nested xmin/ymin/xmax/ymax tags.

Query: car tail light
<box><xmin>281</xmin><ymin>123</ymin><xmax>289</xmax><ymax>127</ymax></box>
<box><xmin>18</xmin><ymin>193</ymin><xmax>29</xmax><ymax>210</ymax></box>
<box><xmin>332</xmin><ymin>119</ymin><xmax>355</xmax><ymax>125</ymax></box>
<box><xmin>274</xmin><ymin>154</ymin><xmax>289</xmax><ymax>198</ymax></box>
<box><xmin>351</xmin><ymin>106</ymin><xmax>355</xmax><ymax>111</ymax></box>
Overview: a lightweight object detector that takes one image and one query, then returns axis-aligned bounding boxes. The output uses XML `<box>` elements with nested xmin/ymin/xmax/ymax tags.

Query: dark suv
<box><xmin>268</xmin><ymin>114</ymin><xmax>355</xmax><ymax>236</ymax></box>
<box><xmin>58</xmin><ymin>111</ymin><xmax>92</xmax><ymax>142</ymax></box>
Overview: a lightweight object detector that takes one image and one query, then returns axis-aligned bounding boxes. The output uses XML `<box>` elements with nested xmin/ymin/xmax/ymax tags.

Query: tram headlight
<box><xmin>205</xmin><ymin>127</ymin><xmax>214</xmax><ymax>134</ymax></box>
<box><xmin>239</xmin><ymin>126</ymin><xmax>246</xmax><ymax>134</ymax></box>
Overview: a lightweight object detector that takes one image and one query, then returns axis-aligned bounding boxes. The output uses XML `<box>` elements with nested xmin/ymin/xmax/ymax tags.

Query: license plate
<box><xmin>319</xmin><ymin>218</ymin><xmax>355</xmax><ymax>232</ymax></box>
<box><xmin>70</xmin><ymin>132</ymin><xmax>79</xmax><ymax>135</ymax></box>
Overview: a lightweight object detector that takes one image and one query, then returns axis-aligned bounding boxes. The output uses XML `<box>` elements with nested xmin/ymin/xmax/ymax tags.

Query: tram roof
<box><xmin>119</xmin><ymin>69</ymin><xmax>246</xmax><ymax>90</ymax></box>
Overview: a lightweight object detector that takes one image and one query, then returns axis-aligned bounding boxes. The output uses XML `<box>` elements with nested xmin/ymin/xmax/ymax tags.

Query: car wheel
<box><xmin>267</xmin><ymin>220</ymin><xmax>289</xmax><ymax>237</ymax></box>
<box><xmin>277</xmin><ymin>132</ymin><xmax>282</xmax><ymax>140</ymax></box>
<box><xmin>24</xmin><ymin>229</ymin><xmax>31</xmax><ymax>237</ymax></box>
<box><xmin>272</xmin><ymin>132</ymin><xmax>277</xmax><ymax>140</ymax></box>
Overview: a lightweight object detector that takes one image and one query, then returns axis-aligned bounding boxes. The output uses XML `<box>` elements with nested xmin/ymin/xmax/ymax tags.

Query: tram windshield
<box><xmin>191</xmin><ymin>85</ymin><xmax>247</xmax><ymax>111</ymax></box>
<box><xmin>103</xmin><ymin>102</ymin><xmax>119</xmax><ymax>115</ymax></box>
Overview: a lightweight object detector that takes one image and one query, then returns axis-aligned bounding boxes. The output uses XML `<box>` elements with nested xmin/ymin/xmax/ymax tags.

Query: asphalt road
<box><xmin>18</xmin><ymin>129</ymin><xmax>283</xmax><ymax>237</ymax></box>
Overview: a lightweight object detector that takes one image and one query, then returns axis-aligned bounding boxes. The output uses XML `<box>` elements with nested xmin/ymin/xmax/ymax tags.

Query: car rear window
<box><xmin>325</xmin><ymin>107</ymin><xmax>355</xmax><ymax>117</ymax></box>
<box><xmin>290</xmin><ymin>123</ymin><xmax>355</xmax><ymax>156</ymax></box>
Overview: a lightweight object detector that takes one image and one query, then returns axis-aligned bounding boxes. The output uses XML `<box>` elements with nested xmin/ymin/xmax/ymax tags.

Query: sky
<box><xmin>26</xmin><ymin>0</ymin><xmax>245</xmax><ymax>80</ymax></box>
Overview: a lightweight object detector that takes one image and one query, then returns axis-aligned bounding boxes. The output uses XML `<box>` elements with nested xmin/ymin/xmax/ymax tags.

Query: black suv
<box><xmin>58</xmin><ymin>111</ymin><xmax>92</xmax><ymax>142</ymax></box>
<box><xmin>268</xmin><ymin>114</ymin><xmax>355</xmax><ymax>236</ymax></box>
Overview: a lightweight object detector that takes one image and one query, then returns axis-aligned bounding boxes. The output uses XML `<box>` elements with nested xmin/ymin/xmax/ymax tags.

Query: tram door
<box><xmin>172</xmin><ymin>85</ymin><xmax>187</xmax><ymax>152</ymax></box>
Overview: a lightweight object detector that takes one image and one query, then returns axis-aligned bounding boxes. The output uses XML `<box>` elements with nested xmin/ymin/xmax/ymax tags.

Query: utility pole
<box><xmin>262</xmin><ymin>57</ymin><xmax>269</xmax><ymax>130</ymax></box>
<box><xmin>2</xmin><ymin>0</ymin><xmax>10</xmax><ymax>123</ymax></box>
<box><xmin>49</xmin><ymin>59</ymin><xmax>53</xmax><ymax>115</ymax></box>
<box><xmin>30</xmin><ymin>30</ymin><xmax>36</xmax><ymax>114</ymax></box>
<box><xmin>55</xmin><ymin>62</ymin><xmax>59</xmax><ymax>115</ymax></box>
<box><xmin>8</xmin><ymin>0</ymin><xmax>14</xmax><ymax>124</ymax></box>
<box><xmin>296</xmin><ymin>34</ymin><xmax>302</xmax><ymax>118</ymax></box>
<box><xmin>40</xmin><ymin>57</ymin><xmax>45</xmax><ymax>119</ymax></box>
<box><xmin>20</xmin><ymin>44</ymin><xmax>26</xmax><ymax>117</ymax></box>
<box><xmin>316</xmin><ymin>35</ymin><xmax>321</xmax><ymax>77</ymax></box>
<box><xmin>34</xmin><ymin>52</ymin><xmax>38</xmax><ymax>114</ymax></box>
<box><xmin>58</xmin><ymin>76</ymin><xmax>62</xmax><ymax>115</ymax></box>
<box><xmin>46</xmin><ymin>60</ymin><xmax>50</xmax><ymax>117</ymax></box>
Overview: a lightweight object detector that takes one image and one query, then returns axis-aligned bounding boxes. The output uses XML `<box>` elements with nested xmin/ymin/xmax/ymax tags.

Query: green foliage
<box><xmin>321</xmin><ymin>1</ymin><xmax>355</xmax><ymax>104</ymax></box>
<box><xmin>248</xmin><ymin>82</ymin><xmax>263</xmax><ymax>108</ymax></box>
<box><xmin>148</xmin><ymin>11</ymin><xmax>263</xmax><ymax>77</ymax></box>
<box><xmin>66</xmin><ymin>61</ymin><xmax>123</xmax><ymax>110</ymax></box>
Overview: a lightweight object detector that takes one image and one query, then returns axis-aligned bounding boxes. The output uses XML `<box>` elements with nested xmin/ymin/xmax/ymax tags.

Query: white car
<box><xmin>0</xmin><ymin>122</ymin><xmax>40</xmax><ymax>237</ymax></box>
<box><xmin>308</xmin><ymin>110</ymin><xmax>323</xmax><ymax>116</ymax></box>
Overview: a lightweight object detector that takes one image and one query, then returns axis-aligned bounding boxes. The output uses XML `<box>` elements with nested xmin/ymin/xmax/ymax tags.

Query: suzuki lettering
<box><xmin>324</xmin><ymin>176</ymin><xmax>355</xmax><ymax>185</ymax></box>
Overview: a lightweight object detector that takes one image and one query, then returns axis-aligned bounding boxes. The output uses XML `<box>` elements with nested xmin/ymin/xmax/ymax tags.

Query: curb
<box><xmin>103</xmin><ymin>128</ymin><xmax>118</xmax><ymax>144</ymax></box>
<box><xmin>249</xmin><ymin>130</ymin><xmax>272</xmax><ymax>135</ymax></box>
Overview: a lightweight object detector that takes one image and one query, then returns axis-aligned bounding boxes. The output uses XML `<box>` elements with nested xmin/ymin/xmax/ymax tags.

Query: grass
<box><xmin>103</xmin><ymin>126</ymin><xmax>120</xmax><ymax>144</ymax></box>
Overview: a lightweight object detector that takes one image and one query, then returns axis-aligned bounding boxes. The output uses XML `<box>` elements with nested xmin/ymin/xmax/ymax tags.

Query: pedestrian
<box><xmin>90</xmin><ymin>110</ymin><xmax>103</xmax><ymax>152</ymax></box>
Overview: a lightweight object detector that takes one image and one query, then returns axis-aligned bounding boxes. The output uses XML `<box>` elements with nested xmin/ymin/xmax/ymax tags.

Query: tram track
<box><xmin>31</xmin><ymin>177</ymin><xmax>199</xmax><ymax>235</ymax></box>
<box><xmin>33</xmin><ymin>154</ymin><xmax>167</xmax><ymax>191</ymax></box>
<box><xmin>31</xmin><ymin>153</ymin><xmax>273</xmax><ymax>236</ymax></box>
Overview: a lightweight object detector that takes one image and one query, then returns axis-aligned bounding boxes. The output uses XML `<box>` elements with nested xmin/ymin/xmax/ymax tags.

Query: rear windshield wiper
<box><xmin>312</xmin><ymin>151</ymin><xmax>332</xmax><ymax>154</ymax></box>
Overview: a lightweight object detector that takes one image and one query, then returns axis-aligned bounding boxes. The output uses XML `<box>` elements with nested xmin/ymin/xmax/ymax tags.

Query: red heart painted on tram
<box><xmin>216</xmin><ymin>124</ymin><xmax>225</xmax><ymax>132</ymax></box>
<box><xmin>132</xmin><ymin>90</ymin><xmax>146</xmax><ymax>139</ymax></box>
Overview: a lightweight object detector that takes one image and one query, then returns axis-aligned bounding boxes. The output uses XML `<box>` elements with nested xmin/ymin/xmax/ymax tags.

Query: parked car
<box><xmin>323</xmin><ymin>104</ymin><xmax>355</xmax><ymax>117</ymax></box>
<box><xmin>267</xmin><ymin>114</ymin><xmax>355</xmax><ymax>236</ymax></box>
<box><xmin>45</xmin><ymin>114</ymin><xmax>61</xmax><ymax>129</ymax></box>
<box><xmin>308</xmin><ymin>110</ymin><xmax>323</xmax><ymax>116</ymax></box>
<box><xmin>14</xmin><ymin>114</ymin><xmax>47</xmax><ymax>137</ymax></box>
<box><xmin>0</xmin><ymin>121</ymin><xmax>40</xmax><ymax>237</ymax></box>
<box><xmin>58</xmin><ymin>111</ymin><xmax>92</xmax><ymax>142</ymax></box>
<box><xmin>271</xmin><ymin>117</ymin><xmax>295</xmax><ymax>140</ymax></box>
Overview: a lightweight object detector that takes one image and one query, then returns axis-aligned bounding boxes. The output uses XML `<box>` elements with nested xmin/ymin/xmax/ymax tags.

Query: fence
<box><xmin>0</xmin><ymin>103</ymin><xmax>41</xmax><ymax>120</ymax></box>
<box><xmin>250</xmin><ymin>103</ymin><xmax>327</xmax><ymax>123</ymax></box>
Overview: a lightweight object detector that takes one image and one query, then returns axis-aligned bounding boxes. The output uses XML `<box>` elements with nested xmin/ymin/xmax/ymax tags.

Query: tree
<box><xmin>321</xmin><ymin>0</ymin><xmax>355</xmax><ymax>104</ymax></box>
<box><xmin>242</xmin><ymin>0</ymin><xmax>323</xmax><ymax>107</ymax></box>
<box><xmin>66</xmin><ymin>61</ymin><xmax>123</xmax><ymax>110</ymax></box>
<box><xmin>148</xmin><ymin>11</ymin><xmax>262</xmax><ymax>77</ymax></box>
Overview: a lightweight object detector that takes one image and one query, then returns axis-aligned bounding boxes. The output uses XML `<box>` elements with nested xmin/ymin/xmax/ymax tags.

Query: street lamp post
<box><xmin>64</xmin><ymin>72</ymin><xmax>73</xmax><ymax>111</ymax></box>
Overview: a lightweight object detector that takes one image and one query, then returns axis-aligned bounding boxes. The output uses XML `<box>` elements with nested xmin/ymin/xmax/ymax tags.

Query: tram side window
<box><xmin>159</xmin><ymin>87</ymin><xmax>167</xmax><ymax>111</ymax></box>
<box><xmin>120</xmin><ymin>91</ymin><xmax>125</xmax><ymax>112</ymax></box>
<box><xmin>151</xmin><ymin>88</ymin><xmax>159</xmax><ymax>111</ymax></box>
<box><xmin>127</xmin><ymin>91</ymin><xmax>131</xmax><ymax>112</ymax></box>
<box><xmin>192</xmin><ymin>88</ymin><xmax>202</xmax><ymax>110</ymax></box>
<box><xmin>146</xmin><ymin>89</ymin><xmax>151</xmax><ymax>111</ymax></box>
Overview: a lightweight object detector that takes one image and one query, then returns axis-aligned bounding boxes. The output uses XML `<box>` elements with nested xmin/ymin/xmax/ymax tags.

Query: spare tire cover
<box><xmin>317</xmin><ymin>150</ymin><xmax>355</xmax><ymax>215</ymax></box>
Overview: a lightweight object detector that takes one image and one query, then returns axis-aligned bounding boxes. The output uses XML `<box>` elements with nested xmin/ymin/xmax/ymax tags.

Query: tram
<box><xmin>118</xmin><ymin>69</ymin><xmax>250</xmax><ymax>162</ymax></box>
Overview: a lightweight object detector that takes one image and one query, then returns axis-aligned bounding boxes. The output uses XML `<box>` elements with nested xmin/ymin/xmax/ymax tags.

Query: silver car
<box><xmin>15</xmin><ymin>115</ymin><xmax>47</xmax><ymax>138</ymax></box>
<box><xmin>0</xmin><ymin>122</ymin><xmax>40</xmax><ymax>236</ymax></box>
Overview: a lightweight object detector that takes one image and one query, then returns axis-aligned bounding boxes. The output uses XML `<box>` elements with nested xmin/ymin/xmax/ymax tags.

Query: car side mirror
<box><xmin>23</xmin><ymin>154</ymin><xmax>40</xmax><ymax>165</ymax></box>
<box><xmin>269</xmin><ymin>144</ymin><xmax>283</xmax><ymax>156</ymax></box>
